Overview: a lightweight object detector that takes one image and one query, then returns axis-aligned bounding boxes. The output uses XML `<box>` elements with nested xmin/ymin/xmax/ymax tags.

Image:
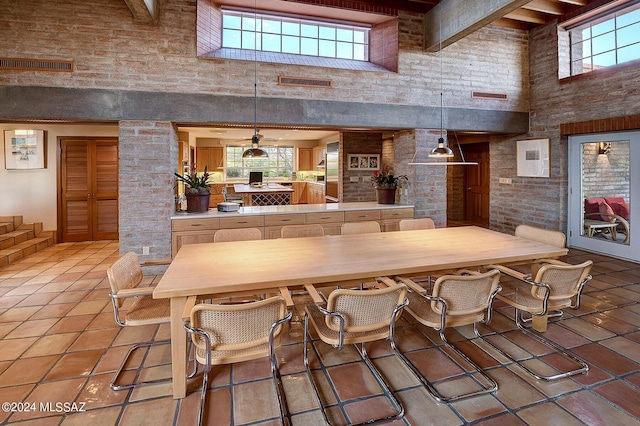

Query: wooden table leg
<box><xmin>170</xmin><ymin>296</ymin><xmax>188</xmax><ymax>399</ymax></box>
<box><xmin>532</xmin><ymin>314</ymin><xmax>548</xmax><ymax>332</ymax></box>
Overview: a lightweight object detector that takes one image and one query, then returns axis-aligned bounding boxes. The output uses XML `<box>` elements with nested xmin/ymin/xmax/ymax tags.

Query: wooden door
<box><xmin>60</xmin><ymin>138</ymin><xmax>118</xmax><ymax>242</ymax></box>
<box><xmin>464</xmin><ymin>142</ymin><xmax>490</xmax><ymax>227</ymax></box>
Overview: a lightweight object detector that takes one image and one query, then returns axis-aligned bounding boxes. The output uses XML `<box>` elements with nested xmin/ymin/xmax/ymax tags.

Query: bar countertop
<box><xmin>172</xmin><ymin>202</ymin><xmax>414</xmax><ymax>219</ymax></box>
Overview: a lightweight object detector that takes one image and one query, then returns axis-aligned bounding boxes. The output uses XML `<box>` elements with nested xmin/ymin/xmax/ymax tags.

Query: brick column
<box><xmin>118</xmin><ymin>121</ymin><xmax>178</xmax><ymax>261</ymax></box>
<box><xmin>394</xmin><ymin>129</ymin><xmax>448</xmax><ymax>227</ymax></box>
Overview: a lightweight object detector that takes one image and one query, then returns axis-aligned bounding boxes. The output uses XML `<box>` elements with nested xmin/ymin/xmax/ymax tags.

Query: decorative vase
<box><xmin>376</xmin><ymin>186</ymin><xmax>396</xmax><ymax>204</ymax></box>
<box><xmin>185</xmin><ymin>193</ymin><xmax>211</xmax><ymax>213</ymax></box>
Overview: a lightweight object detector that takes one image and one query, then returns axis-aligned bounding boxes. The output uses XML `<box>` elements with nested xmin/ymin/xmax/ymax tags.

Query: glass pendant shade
<box><xmin>428</xmin><ymin>137</ymin><xmax>454</xmax><ymax>158</ymax></box>
<box><xmin>242</xmin><ymin>135</ymin><xmax>268</xmax><ymax>158</ymax></box>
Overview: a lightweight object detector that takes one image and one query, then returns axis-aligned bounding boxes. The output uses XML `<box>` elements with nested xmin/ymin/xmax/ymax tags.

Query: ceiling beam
<box><xmin>504</xmin><ymin>8</ymin><xmax>548</xmax><ymax>24</ymax></box>
<box><xmin>424</xmin><ymin>0</ymin><xmax>533</xmax><ymax>52</ymax></box>
<box><xmin>523</xmin><ymin>0</ymin><xmax>566</xmax><ymax>15</ymax></box>
<box><xmin>123</xmin><ymin>0</ymin><xmax>158</xmax><ymax>24</ymax></box>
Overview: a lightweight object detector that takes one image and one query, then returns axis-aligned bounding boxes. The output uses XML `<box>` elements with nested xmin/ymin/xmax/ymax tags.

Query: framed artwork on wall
<box><xmin>517</xmin><ymin>138</ymin><xmax>549</xmax><ymax>177</ymax></box>
<box><xmin>4</xmin><ymin>129</ymin><xmax>47</xmax><ymax>170</ymax></box>
<box><xmin>348</xmin><ymin>154</ymin><xmax>380</xmax><ymax>170</ymax></box>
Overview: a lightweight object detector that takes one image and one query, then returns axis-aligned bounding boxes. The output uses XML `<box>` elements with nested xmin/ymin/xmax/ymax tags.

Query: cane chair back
<box><xmin>281</xmin><ymin>224</ymin><xmax>324</xmax><ymax>239</ymax></box>
<box><xmin>341</xmin><ymin>220</ymin><xmax>381</xmax><ymax>235</ymax></box>
<box><xmin>399</xmin><ymin>217</ymin><xmax>435</xmax><ymax>231</ymax></box>
<box><xmin>107</xmin><ymin>251</ymin><xmax>144</xmax><ymax>309</ymax></box>
<box><xmin>515</xmin><ymin>224</ymin><xmax>566</xmax><ymax>248</ymax></box>
<box><xmin>214</xmin><ymin>227</ymin><xmax>262</xmax><ymax>242</ymax></box>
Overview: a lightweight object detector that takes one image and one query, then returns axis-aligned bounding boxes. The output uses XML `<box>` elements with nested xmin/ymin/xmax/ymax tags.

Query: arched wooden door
<box><xmin>59</xmin><ymin>138</ymin><xmax>118</xmax><ymax>242</ymax></box>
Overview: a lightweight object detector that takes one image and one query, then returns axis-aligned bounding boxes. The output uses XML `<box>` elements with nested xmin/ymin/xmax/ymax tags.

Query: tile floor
<box><xmin>0</xmin><ymin>241</ymin><xmax>639</xmax><ymax>425</ymax></box>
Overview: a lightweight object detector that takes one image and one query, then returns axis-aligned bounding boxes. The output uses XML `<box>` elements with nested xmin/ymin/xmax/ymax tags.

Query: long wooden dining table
<box><xmin>153</xmin><ymin>226</ymin><xmax>568</xmax><ymax>399</ymax></box>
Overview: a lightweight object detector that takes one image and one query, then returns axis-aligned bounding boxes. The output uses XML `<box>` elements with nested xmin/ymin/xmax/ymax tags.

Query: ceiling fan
<box><xmin>236</xmin><ymin>129</ymin><xmax>276</xmax><ymax>143</ymax></box>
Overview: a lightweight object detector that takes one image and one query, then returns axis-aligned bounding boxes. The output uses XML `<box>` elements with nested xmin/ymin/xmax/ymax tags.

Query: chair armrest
<box><xmin>142</xmin><ymin>259</ymin><xmax>172</xmax><ymax>266</ymax></box>
<box><xmin>396</xmin><ymin>277</ymin><xmax>427</xmax><ymax>295</ymax></box>
<box><xmin>111</xmin><ymin>287</ymin><xmax>154</xmax><ymax>299</ymax></box>
<box><xmin>304</xmin><ymin>284</ymin><xmax>325</xmax><ymax>305</ymax></box>
<box><xmin>485</xmin><ymin>264</ymin><xmax>529</xmax><ymax>282</ymax></box>
<box><xmin>279</xmin><ymin>287</ymin><xmax>295</xmax><ymax>308</ymax></box>
<box><xmin>182</xmin><ymin>296</ymin><xmax>198</xmax><ymax>321</ymax></box>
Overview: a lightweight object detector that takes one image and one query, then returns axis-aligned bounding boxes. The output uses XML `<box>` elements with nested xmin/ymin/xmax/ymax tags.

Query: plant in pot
<box><xmin>371</xmin><ymin>167</ymin><xmax>408</xmax><ymax>204</ymax></box>
<box><xmin>175</xmin><ymin>165</ymin><xmax>211</xmax><ymax>213</ymax></box>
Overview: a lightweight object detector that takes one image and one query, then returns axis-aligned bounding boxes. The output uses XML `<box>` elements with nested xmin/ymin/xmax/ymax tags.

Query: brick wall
<box><xmin>582</xmin><ymin>142</ymin><xmax>630</xmax><ymax>201</ymax></box>
<box><xmin>341</xmin><ymin>132</ymin><xmax>382</xmax><ymax>202</ymax></box>
<box><xmin>118</xmin><ymin>121</ymin><xmax>178</xmax><ymax>259</ymax></box>
<box><xmin>490</xmin><ymin>21</ymin><xmax>640</xmax><ymax>234</ymax></box>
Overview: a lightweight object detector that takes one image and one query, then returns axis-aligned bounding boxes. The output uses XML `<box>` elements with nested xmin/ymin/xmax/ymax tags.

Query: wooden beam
<box><xmin>523</xmin><ymin>0</ymin><xmax>566</xmax><ymax>15</ymax></box>
<box><xmin>123</xmin><ymin>0</ymin><xmax>158</xmax><ymax>24</ymax></box>
<box><xmin>424</xmin><ymin>0</ymin><xmax>533</xmax><ymax>52</ymax></box>
<box><xmin>504</xmin><ymin>8</ymin><xmax>548</xmax><ymax>24</ymax></box>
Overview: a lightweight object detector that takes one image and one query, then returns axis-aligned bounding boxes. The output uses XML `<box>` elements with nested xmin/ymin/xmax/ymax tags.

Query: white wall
<box><xmin>0</xmin><ymin>123</ymin><xmax>119</xmax><ymax>230</ymax></box>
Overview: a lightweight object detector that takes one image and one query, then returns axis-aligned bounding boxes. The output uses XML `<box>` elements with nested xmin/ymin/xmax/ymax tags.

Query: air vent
<box><xmin>0</xmin><ymin>57</ymin><xmax>74</xmax><ymax>72</ymax></box>
<box><xmin>471</xmin><ymin>91</ymin><xmax>508</xmax><ymax>101</ymax></box>
<box><xmin>278</xmin><ymin>75</ymin><xmax>332</xmax><ymax>88</ymax></box>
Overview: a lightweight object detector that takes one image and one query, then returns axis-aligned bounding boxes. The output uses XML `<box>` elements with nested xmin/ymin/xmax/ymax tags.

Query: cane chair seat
<box><xmin>124</xmin><ymin>296</ymin><xmax>171</xmax><ymax>326</ymax></box>
<box><xmin>280</xmin><ymin>223</ymin><xmax>324</xmax><ymax>238</ymax></box>
<box><xmin>213</xmin><ymin>227</ymin><xmax>261</xmax><ymax>242</ymax></box>
<box><xmin>396</xmin><ymin>269</ymin><xmax>501</xmax><ymax>402</ymax></box>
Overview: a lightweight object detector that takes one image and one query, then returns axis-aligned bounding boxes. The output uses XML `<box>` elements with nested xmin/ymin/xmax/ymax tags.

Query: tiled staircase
<box><xmin>0</xmin><ymin>216</ymin><xmax>55</xmax><ymax>268</ymax></box>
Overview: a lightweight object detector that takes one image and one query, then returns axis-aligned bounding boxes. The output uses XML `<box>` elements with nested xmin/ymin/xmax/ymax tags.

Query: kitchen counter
<box><xmin>172</xmin><ymin>202</ymin><xmax>413</xmax><ymax>219</ymax></box>
<box><xmin>233</xmin><ymin>183</ymin><xmax>294</xmax><ymax>206</ymax></box>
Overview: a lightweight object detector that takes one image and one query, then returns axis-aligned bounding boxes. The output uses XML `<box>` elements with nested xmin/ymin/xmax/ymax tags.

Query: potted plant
<box><xmin>175</xmin><ymin>165</ymin><xmax>211</xmax><ymax>212</ymax></box>
<box><xmin>371</xmin><ymin>167</ymin><xmax>408</xmax><ymax>204</ymax></box>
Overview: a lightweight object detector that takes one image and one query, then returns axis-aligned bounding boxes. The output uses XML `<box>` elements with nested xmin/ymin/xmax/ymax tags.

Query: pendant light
<box><xmin>409</xmin><ymin>6</ymin><xmax>476</xmax><ymax>166</ymax></box>
<box><xmin>242</xmin><ymin>0</ymin><xmax>268</xmax><ymax>159</ymax></box>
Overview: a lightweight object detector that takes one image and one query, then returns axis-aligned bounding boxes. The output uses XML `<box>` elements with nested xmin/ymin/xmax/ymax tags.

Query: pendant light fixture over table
<box><xmin>242</xmin><ymin>0</ymin><xmax>268</xmax><ymax>159</ymax></box>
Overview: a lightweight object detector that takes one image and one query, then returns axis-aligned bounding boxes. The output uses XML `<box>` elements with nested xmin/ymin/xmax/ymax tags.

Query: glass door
<box><xmin>568</xmin><ymin>131</ymin><xmax>638</xmax><ymax>262</ymax></box>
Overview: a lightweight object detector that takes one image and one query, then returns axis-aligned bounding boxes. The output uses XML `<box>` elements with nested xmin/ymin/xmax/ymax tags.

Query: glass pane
<box><xmin>319</xmin><ymin>39</ymin><xmax>335</xmax><ymax>57</ymax></box>
<box><xmin>301</xmin><ymin>24</ymin><xmax>318</xmax><ymax>38</ymax></box>
<box><xmin>263</xmin><ymin>33</ymin><xmax>281</xmax><ymax>52</ymax></box>
<box><xmin>617</xmin><ymin>7</ymin><xmax>640</xmax><ymax>27</ymax></box>
<box><xmin>572</xmin><ymin>57</ymin><xmax>592</xmax><ymax>75</ymax></box>
<box><xmin>581</xmin><ymin>26</ymin><xmax>591</xmax><ymax>39</ymax></box>
<box><xmin>336</xmin><ymin>41</ymin><xmax>352</xmax><ymax>59</ymax></box>
<box><xmin>242</xmin><ymin>31</ymin><xmax>257</xmax><ymax>50</ymax></box>
<box><xmin>223</xmin><ymin>29</ymin><xmax>241</xmax><ymax>48</ymax></box>
<box><xmin>354</xmin><ymin>30</ymin><xmax>365</xmax><ymax>44</ymax></box>
<box><xmin>282</xmin><ymin>22</ymin><xmax>299</xmax><ymax>36</ymax></box>
<box><xmin>592</xmin><ymin>19</ymin><xmax>615</xmax><ymax>37</ymax></box>
<box><xmin>571</xmin><ymin>39</ymin><xmax>589</xmax><ymax>59</ymax></box>
<box><xmin>353</xmin><ymin>43</ymin><xmax>365</xmax><ymax>61</ymax></box>
<box><xmin>242</xmin><ymin>16</ymin><xmax>257</xmax><ymax>31</ymax></box>
<box><xmin>591</xmin><ymin>32</ymin><xmax>615</xmax><ymax>55</ymax></box>
<box><xmin>319</xmin><ymin>26</ymin><xmax>336</xmax><ymax>40</ymax></box>
<box><xmin>262</xmin><ymin>19</ymin><xmax>281</xmax><ymax>34</ymax></box>
<box><xmin>581</xmin><ymin>141</ymin><xmax>630</xmax><ymax>245</ymax></box>
<box><xmin>337</xmin><ymin>28</ymin><xmax>353</xmax><ymax>42</ymax></box>
<box><xmin>301</xmin><ymin>38</ymin><xmax>318</xmax><ymax>55</ymax></box>
<box><xmin>618</xmin><ymin>22</ymin><xmax>640</xmax><ymax>47</ymax></box>
<box><xmin>224</xmin><ymin>15</ymin><xmax>241</xmax><ymax>29</ymax></box>
<box><xmin>618</xmin><ymin>43</ymin><xmax>640</xmax><ymax>64</ymax></box>
<box><xmin>592</xmin><ymin>51</ymin><xmax>616</xmax><ymax>67</ymax></box>
<box><xmin>282</xmin><ymin>35</ymin><xmax>299</xmax><ymax>54</ymax></box>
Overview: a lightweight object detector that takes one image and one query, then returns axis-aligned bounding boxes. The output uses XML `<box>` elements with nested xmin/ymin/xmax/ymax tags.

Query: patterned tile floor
<box><xmin>0</xmin><ymin>241</ymin><xmax>639</xmax><ymax>425</ymax></box>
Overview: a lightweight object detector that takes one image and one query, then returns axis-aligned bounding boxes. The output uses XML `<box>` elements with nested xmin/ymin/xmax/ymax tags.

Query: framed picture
<box><xmin>517</xmin><ymin>138</ymin><xmax>549</xmax><ymax>177</ymax></box>
<box><xmin>4</xmin><ymin>130</ymin><xmax>47</xmax><ymax>170</ymax></box>
<box><xmin>348</xmin><ymin>154</ymin><xmax>380</xmax><ymax>170</ymax></box>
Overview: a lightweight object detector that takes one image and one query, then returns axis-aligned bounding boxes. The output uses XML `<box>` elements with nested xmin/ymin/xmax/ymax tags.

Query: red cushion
<box><xmin>610</xmin><ymin>201</ymin><xmax>630</xmax><ymax>220</ymax></box>
<box><xmin>584</xmin><ymin>197</ymin><xmax>606</xmax><ymax>215</ymax></box>
<box><xmin>598</xmin><ymin>201</ymin><xmax>616</xmax><ymax>222</ymax></box>
<box><xmin>604</xmin><ymin>196</ymin><xmax>626</xmax><ymax>206</ymax></box>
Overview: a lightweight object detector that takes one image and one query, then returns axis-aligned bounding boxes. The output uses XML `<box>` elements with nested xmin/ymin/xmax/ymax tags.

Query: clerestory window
<box><xmin>569</xmin><ymin>5</ymin><xmax>640</xmax><ymax>76</ymax></box>
<box><xmin>221</xmin><ymin>9</ymin><xmax>369</xmax><ymax>61</ymax></box>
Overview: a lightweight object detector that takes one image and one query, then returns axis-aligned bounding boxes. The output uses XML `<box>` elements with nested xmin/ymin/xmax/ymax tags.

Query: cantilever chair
<box><xmin>485</xmin><ymin>259</ymin><xmax>593</xmax><ymax>381</ymax></box>
<box><xmin>303</xmin><ymin>278</ymin><xmax>408</xmax><ymax>425</ymax></box>
<box><xmin>213</xmin><ymin>227</ymin><xmax>262</xmax><ymax>242</ymax></box>
<box><xmin>281</xmin><ymin>223</ymin><xmax>324</xmax><ymax>238</ymax></box>
<box><xmin>395</xmin><ymin>269</ymin><xmax>501</xmax><ymax>402</ymax></box>
<box><xmin>107</xmin><ymin>251</ymin><xmax>172</xmax><ymax>391</ymax></box>
<box><xmin>398</xmin><ymin>217</ymin><xmax>435</xmax><ymax>231</ymax></box>
<box><xmin>340</xmin><ymin>220</ymin><xmax>381</xmax><ymax>235</ymax></box>
<box><xmin>184</xmin><ymin>296</ymin><xmax>293</xmax><ymax>426</ymax></box>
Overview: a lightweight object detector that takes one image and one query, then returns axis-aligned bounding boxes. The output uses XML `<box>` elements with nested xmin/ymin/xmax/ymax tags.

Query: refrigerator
<box><xmin>325</xmin><ymin>142</ymin><xmax>339</xmax><ymax>202</ymax></box>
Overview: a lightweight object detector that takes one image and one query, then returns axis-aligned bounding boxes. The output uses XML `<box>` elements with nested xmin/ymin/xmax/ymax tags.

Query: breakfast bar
<box><xmin>233</xmin><ymin>183</ymin><xmax>294</xmax><ymax>206</ymax></box>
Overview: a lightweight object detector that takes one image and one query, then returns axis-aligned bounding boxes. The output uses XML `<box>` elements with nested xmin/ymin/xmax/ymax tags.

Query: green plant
<box><xmin>371</xmin><ymin>167</ymin><xmax>408</xmax><ymax>188</ymax></box>
<box><xmin>175</xmin><ymin>165</ymin><xmax>211</xmax><ymax>194</ymax></box>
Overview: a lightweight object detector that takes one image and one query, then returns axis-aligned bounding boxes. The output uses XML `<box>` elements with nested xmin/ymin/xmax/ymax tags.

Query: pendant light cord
<box><xmin>253</xmin><ymin>0</ymin><xmax>258</xmax><ymax>143</ymax></box>
<box><xmin>439</xmin><ymin>7</ymin><xmax>443</xmax><ymax>142</ymax></box>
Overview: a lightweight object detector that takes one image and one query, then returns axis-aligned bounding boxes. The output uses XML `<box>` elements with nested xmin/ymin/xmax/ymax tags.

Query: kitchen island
<box><xmin>233</xmin><ymin>183</ymin><xmax>294</xmax><ymax>206</ymax></box>
<box><xmin>171</xmin><ymin>202</ymin><xmax>414</xmax><ymax>257</ymax></box>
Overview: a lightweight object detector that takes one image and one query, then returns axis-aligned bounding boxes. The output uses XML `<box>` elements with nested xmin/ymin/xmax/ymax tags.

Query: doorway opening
<box><xmin>447</xmin><ymin>141</ymin><xmax>490</xmax><ymax>228</ymax></box>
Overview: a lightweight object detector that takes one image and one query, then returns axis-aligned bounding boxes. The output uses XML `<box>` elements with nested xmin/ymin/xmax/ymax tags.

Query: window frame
<box><xmin>225</xmin><ymin>145</ymin><xmax>295</xmax><ymax>181</ymax></box>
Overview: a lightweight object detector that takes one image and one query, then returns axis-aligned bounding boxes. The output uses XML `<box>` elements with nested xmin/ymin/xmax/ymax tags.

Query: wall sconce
<box><xmin>598</xmin><ymin>142</ymin><xmax>611</xmax><ymax>155</ymax></box>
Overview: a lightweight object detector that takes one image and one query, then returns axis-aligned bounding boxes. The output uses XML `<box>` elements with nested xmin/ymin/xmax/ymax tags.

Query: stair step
<box><xmin>0</xmin><ymin>236</ymin><xmax>54</xmax><ymax>266</ymax></box>
<box><xmin>0</xmin><ymin>229</ymin><xmax>36</xmax><ymax>249</ymax></box>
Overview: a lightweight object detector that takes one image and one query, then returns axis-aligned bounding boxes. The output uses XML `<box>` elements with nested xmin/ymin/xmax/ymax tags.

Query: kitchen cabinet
<box><xmin>171</xmin><ymin>218</ymin><xmax>220</xmax><ymax>257</ymax></box>
<box><xmin>196</xmin><ymin>147</ymin><xmax>224</xmax><ymax>172</ymax></box>
<box><xmin>292</xmin><ymin>181</ymin><xmax>307</xmax><ymax>204</ymax></box>
<box><xmin>313</xmin><ymin>146</ymin><xmax>326</xmax><ymax>169</ymax></box>
<box><xmin>297</xmin><ymin>148</ymin><xmax>314</xmax><ymax>171</ymax></box>
<box><xmin>381</xmin><ymin>208</ymin><xmax>414</xmax><ymax>231</ymax></box>
<box><xmin>208</xmin><ymin>183</ymin><xmax>225</xmax><ymax>208</ymax></box>
<box><xmin>306</xmin><ymin>182</ymin><xmax>325</xmax><ymax>204</ymax></box>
